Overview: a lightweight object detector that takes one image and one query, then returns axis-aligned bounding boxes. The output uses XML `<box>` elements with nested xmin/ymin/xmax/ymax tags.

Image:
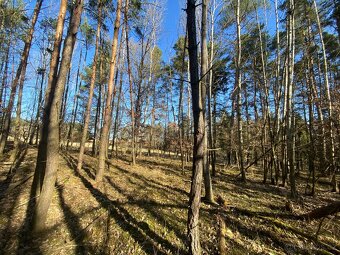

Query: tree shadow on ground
<box><xmin>221</xmin><ymin>211</ymin><xmax>317</xmax><ymax>254</ymax></box>
<box><xmin>62</xmin><ymin>152</ymin><xmax>187</xmax><ymax>255</ymax></box>
<box><xmin>221</xmin><ymin>207</ymin><xmax>340</xmax><ymax>254</ymax></box>
<box><xmin>215</xmin><ymin>171</ymin><xmax>290</xmax><ymax>199</ymax></box>
<box><xmin>231</xmin><ymin>206</ymin><xmax>300</xmax><ymax>220</ymax></box>
<box><xmin>0</xmin><ymin>148</ymin><xmax>28</xmax><ymax>203</ymax></box>
<box><xmin>106</xmin><ymin>176</ymin><xmax>188</xmax><ymax>242</ymax></box>
<box><xmin>137</xmin><ymin>158</ymin><xmax>188</xmax><ymax>178</ymax></box>
<box><xmin>0</xmin><ymin>151</ymin><xmax>30</xmax><ymax>254</ymax></box>
<box><xmin>0</xmin><ymin>148</ymin><xmax>44</xmax><ymax>253</ymax></box>
<box><xmin>106</xmin><ymin>160</ymin><xmax>189</xmax><ymax>197</ymax></box>
<box><xmin>56</xmin><ymin>184</ymin><xmax>96</xmax><ymax>255</ymax></box>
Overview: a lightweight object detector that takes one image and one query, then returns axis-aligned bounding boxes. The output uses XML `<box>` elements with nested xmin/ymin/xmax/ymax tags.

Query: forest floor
<box><xmin>0</xmin><ymin>146</ymin><xmax>339</xmax><ymax>255</ymax></box>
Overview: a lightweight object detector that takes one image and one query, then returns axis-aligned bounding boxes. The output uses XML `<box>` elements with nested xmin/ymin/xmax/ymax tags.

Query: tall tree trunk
<box><xmin>92</xmin><ymin>43</ymin><xmax>104</xmax><ymax>156</ymax></box>
<box><xmin>125</xmin><ymin>0</ymin><xmax>136</xmax><ymax>165</ymax></box>
<box><xmin>201</xmin><ymin>0</ymin><xmax>214</xmax><ymax>203</ymax></box>
<box><xmin>178</xmin><ymin>31</ymin><xmax>188</xmax><ymax>174</ymax></box>
<box><xmin>333</xmin><ymin>0</ymin><xmax>340</xmax><ymax>42</ymax></box>
<box><xmin>186</xmin><ymin>0</ymin><xmax>204</xmax><ymax>253</ymax></box>
<box><xmin>30</xmin><ymin>0</ymin><xmax>83</xmax><ymax>233</ymax></box>
<box><xmin>313</xmin><ymin>0</ymin><xmax>337</xmax><ymax>192</ymax></box>
<box><xmin>208</xmin><ymin>0</ymin><xmax>216</xmax><ymax>177</ymax></box>
<box><xmin>0</xmin><ymin>41</ymin><xmax>10</xmax><ymax>124</ymax></box>
<box><xmin>305</xmin><ymin>14</ymin><xmax>327</xmax><ymax>175</ymax></box>
<box><xmin>286</xmin><ymin>0</ymin><xmax>297</xmax><ymax>198</ymax></box>
<box><xmin>77</xmin><ymin>1</ymin><xmax>102</xmax><ymax>172</ymax></box>
<box><xmin>305</xmin><ymin>61</ymin><xmax>316</xmax><ymax>196</ymax></box>
<box><xmin>33</xmin><ymin>69</ymin><xmax>46</xmax><ymax>145</ymax></box>
<box><xmin>96</xmin><ymin>0</ymin><xmax>122</xmax><ymax>183</ymax></box>
<box><xmin>108</xmin><ymin>40</ymin><xmax>123</xmax><ymax>158</ymax></box>
<box><xmin>10</xmin><ymin>60</ymin><xmax>28</xmax><ymax>161</ymax></box>
<box><xmin>66</xmin><ymin>49</ymin><xmax>83</xmax><ymax>149</ymax></box>
<box><xmin>31</xmin><ymin>0</ymin><xmax>67</xmax><ymax>205</ymax></box>
<box><xmin>111</xmin><ymin>60</ymin><xmax>124</xmax><ymax>158</ymax></box>
<box><xmin>59</xmin><ymin>68</ymin><xmax>72</xmax><ymax>144</ymax></box>
<box><xmin>235</xmin><ymin>0</ymin><xmax>245</xmax><ymax>182</ymax></box>
<box><xmin>0</xmin><ymin>0</ymin><xmax>43</xmax><ymax>155</ymax></box>
<box><xmin>273</xmin><ymin>0</ymin><xmax>282</xmax><ymax>185</ymax></box>
<box><xmin>255</xmin><ymin>6</ymin><xmax>273</xmax><ymax>184</ymax></box>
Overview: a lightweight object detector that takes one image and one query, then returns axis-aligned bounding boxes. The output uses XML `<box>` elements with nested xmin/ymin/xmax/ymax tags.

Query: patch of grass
<box><xmin>0</xmin><ymin>148</ymin><xmax>339</xmax><ymax>254</ymax></box>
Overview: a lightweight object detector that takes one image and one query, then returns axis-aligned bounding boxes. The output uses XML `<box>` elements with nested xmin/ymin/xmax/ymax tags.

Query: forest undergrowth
<box><xmin>0</xmin><ymin>147</ymin><xmax>339</xmax><ymax>255</ymax></box>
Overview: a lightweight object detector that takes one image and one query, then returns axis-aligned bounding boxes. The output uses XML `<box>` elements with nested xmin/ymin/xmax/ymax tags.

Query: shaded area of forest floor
<box><xmin>0</xmin><ymin>147</ymin><xmax>339</xmax><ymax>254</ymax></box>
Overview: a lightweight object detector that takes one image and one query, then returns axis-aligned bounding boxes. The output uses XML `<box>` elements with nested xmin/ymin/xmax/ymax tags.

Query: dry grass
<box><xmin>0</xmin><ymin>147</ymin><xmax>339</xmax><ymax>254</ymax></box>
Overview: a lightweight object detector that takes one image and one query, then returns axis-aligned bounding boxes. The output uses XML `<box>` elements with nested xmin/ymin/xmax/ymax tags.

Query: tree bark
<box><xmin>201</xmin><ymin>0</ymin><xmax>214</xmax><ymax>203</ymax></box>
<box><xmin>285</xmin><ymin>0</ymin><xmax>297</xmax><ymax>198</ymax></box>
<box><xmin>10</xmin><ymin>60</ymin><xmax>28</xmax><ymax>161</ymax></box>
<box><xmin>208</xmin><ymin>0</ymin><xmax>216</xmax><ymax>177</ymax></box>
<box><xmin>66</xmin><ymin>49</ymin><xmax>83</xmax><ymax>149</ymax></box>
<box><xmin>186</xmin><ymin>0</ymin><xmax>204</xmax><ymax>253</ymax></box>
<box><xmin>0</xmin><ymin>41</ymin><xmax>10</xmax><ymax>125</ymax></box>
<box><xmin>273</xmin><ymin>0</ymin><xmax>282</xmax><ymax>185</ymax></box>
<box><xmin>31</xmin><ymin>0</ymin><xmax>67</xmax><ymax>204</ymax></box>
<box><xmin>111</xmin><ymin>59</ymin><xmax>124</xmax><ymax>158</ymax></box>
<box><xmin>178</xmin><ymin>32</ymin><xmax>187</xmax><ymax>174</ymax></box>
<box><xmin>33</xmin><ymin>68</ymin><xmax>46</xmax><ymax>146</ymax></box>
<box><xmin>96</xmin><ymin>0</ymin><xmax>122</xmax><ymax>183</ymax></box>
<box><xmin>235</xmin><ymin>0</ymin><xmax>245</xmax><ymax>182</ymax></box>
<box><xmin>313</xmin><ymin>0</ymin><xmax>337</xmax><ymax>192</ymax></box>
<box><xmin>92</xmin><ymin>44</ymin><xmax>104</xmax><ymax>156</ymax></box>
<box><xmin>30</xmin><ymin>0</ymin><xmax>83</xmax><ymax>233</ymax></box>
<box><xmin>77</xmin><ymin>1</ymin><xmax>102</xmax><ymax>172</ymax></box>
<box><xmin>125</xmin><ymin>0</ymin><xmax>136</xmax><ymax>165</ymax></box>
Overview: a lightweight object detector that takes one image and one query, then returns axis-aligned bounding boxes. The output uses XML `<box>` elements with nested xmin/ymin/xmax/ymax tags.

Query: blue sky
<box><xmin>158</xmin><ymin>0</ymin><xmax>183</xmax><ymax>62</ymax></box>
<box><xmin>20</xmin><ymin>0</ymin><xmax>185</xmax><ymax>120</ymax></box>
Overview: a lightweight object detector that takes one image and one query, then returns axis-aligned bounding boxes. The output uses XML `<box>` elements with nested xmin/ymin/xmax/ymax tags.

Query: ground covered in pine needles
<box><xmin>0</xmin><ymin>147</ymin><xmax>339</xmax><ymax>254</ymax></box>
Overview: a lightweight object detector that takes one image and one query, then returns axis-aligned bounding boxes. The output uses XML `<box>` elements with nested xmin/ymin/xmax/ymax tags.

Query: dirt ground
<box><xmin>0</xmin><ymin>147</ymin><xmax>339</xmax><ymax>254</ymax></box>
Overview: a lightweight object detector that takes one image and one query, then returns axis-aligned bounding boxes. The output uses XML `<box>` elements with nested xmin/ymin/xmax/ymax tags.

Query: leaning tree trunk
<box><xmin>186</xmin><ymin>0</ymin><xmax>204</xmax><ymax>254</ymax></box>
<box><xmin>96</xmin><ymin>0</ymin><xmax>122</xmax><ymax>184</ymax></box>
<box><xmin>77</xmin><ymin>1</ymin><xmax>102</xmax><ymax>172</ymax></box>
<box><xmin>31</xmin><ymin>0</ymin><xmax>67</xmax><ymax>204</ymax></box>
<box><xmin>10</xmin><ymin>60</ymin><xmax>28</xmax><ymax>162</ymax></box>
<box><xmin>30</xmin><ymin>0</ymin><xmax>83</xmax><ymax>233</ymax></box>
<box><xmin>0</xmin><ymin>0</ymin><xmax>43</xmax><ymax>155</ymax></box>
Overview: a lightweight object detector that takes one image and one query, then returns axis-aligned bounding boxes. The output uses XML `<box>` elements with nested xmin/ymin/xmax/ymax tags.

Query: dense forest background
<box><xmin>0</xmin><ymin>0</ymin><xmax>339</xmax><ymax>254</ymax></box>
